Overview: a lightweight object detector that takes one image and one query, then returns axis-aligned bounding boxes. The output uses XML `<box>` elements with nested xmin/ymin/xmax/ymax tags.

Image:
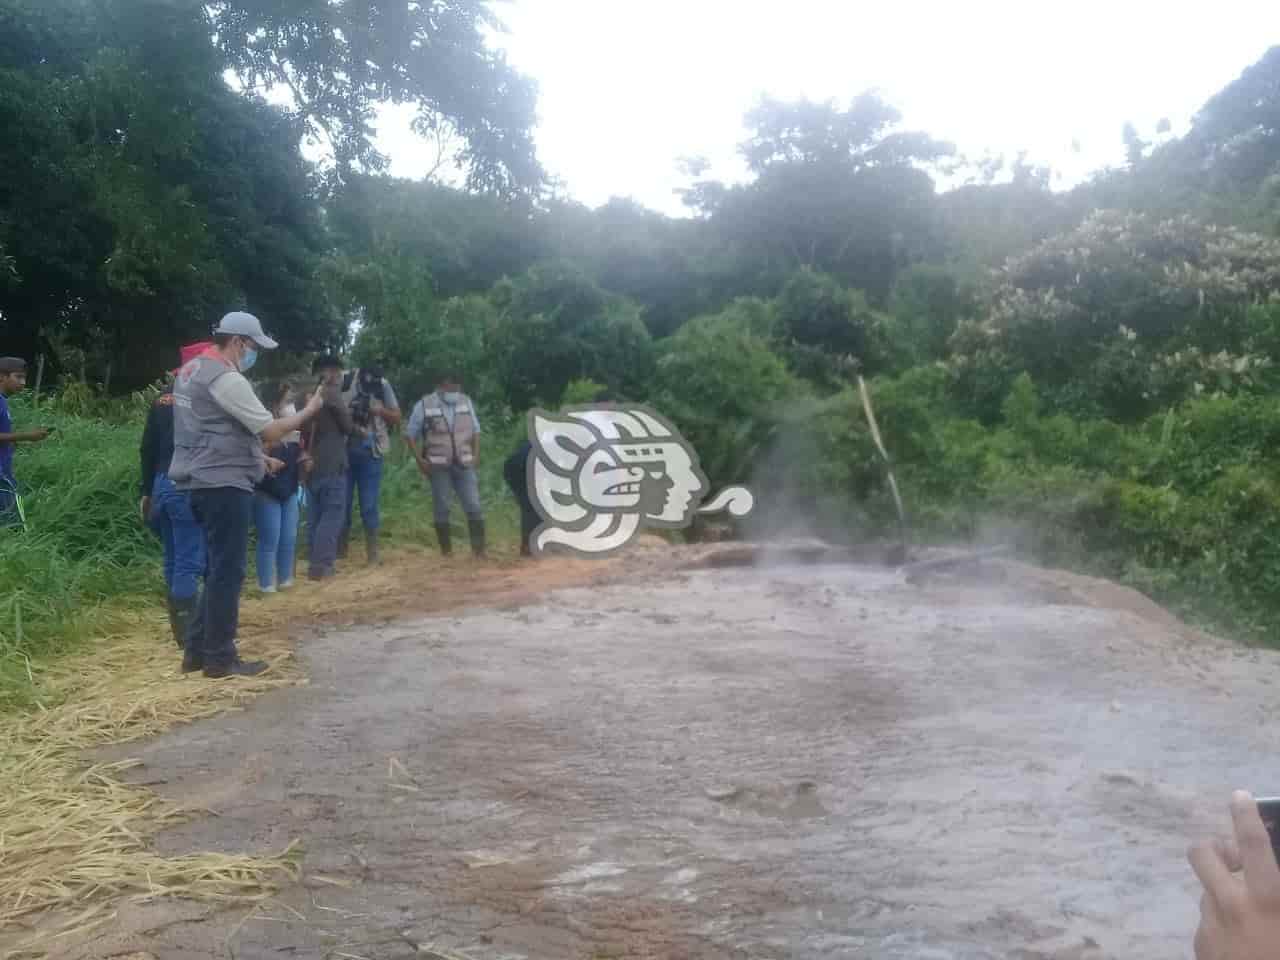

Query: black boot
<box><xmin>170</xmin><ymin>594</ymin><xmax>200</xmax><ymax>656</ymax></box>
<box><xmin>366</xmin><ymin>528</ymin><xmax>380</xmax><ymax>565</ymax></box>
<box><xmin>203</xmin><ymin>658</ymin><xmax>269</xmax><ymax>679</ymax></box>
<box><xmin>435</xmin><ymin>522</ymin><xmax>452</xmax><ymax>556</ymax></box>
<box><xmin>165</xmin><ymin>596</ymin><xmax>182</xmax><ymax>648</ymax></box>
<box><xmin>467</xmin><ymin>514</ymin><xmax>487</xmax><ymax>558</ymax></box>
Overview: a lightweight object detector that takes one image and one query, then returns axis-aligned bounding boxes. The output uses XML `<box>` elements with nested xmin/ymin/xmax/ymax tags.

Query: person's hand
<box><xmin>25</xmin><ymin>428</ymin><xmax>50</xmax><ymax>442</ymax></box>
<box><xmin>416</xmin><ymin>456</ymin><xmax>431</xmax><ymax>479</ymax></box>
<box><xmin>139</xmin><ymin>497</ymin><xmax>151</xmax><ymax>524</ymax></box>
<box><xmin>156</xmin><ymin>394</ymin><xmax>175</xmax><ymax>407</ymax></box>
<box><xmin>1188</xmin><ymin>790</ymin><xmax>1280</xmax><ymax>960</ymax></box>
<box><xmin>264</xmin><ymin>456</ymin><xmax>285</xmax><ymax>476</ymax></box>
<box><xmin>369</xmin><ymin>397</ymin><xmax>384</xmax><ymax>418</ymax></box>
<box><xmin>304</xmin><ymin>387</ymin><xmax>324</xmax><ymax>416</ymax></box>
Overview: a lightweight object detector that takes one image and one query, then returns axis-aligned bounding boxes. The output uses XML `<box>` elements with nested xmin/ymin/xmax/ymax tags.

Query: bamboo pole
<box><xmin>857</xmin><ymin>375</ymin><xmax>908</xmax><ymax>563</ymax></box>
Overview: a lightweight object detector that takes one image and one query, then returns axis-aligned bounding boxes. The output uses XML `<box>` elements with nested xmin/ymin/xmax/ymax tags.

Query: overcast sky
<box><xmin>369</xmin><ymin>1</ymin><xmax>1279</xmax><ymax>217</ymax></box>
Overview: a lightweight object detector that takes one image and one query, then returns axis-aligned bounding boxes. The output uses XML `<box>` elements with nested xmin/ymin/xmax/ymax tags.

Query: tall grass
<box><xmin>0</xmin><ymin>395</ymin><xmax>158</xmax><ymax>707</ymax></box>
<box><xmin>0</xmin><ymin>388</ymin><xmax>527</xmax><ymax>711</ymax></box>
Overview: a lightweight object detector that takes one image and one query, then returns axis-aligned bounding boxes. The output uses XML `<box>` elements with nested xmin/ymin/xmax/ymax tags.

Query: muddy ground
<box><xmin>66</xmin><ymin>551</ymin><xmax>1280</xmax><ymax>959</ymax></box>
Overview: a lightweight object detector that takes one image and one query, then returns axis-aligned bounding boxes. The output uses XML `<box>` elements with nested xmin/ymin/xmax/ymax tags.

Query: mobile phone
<box><xmin>1256</xmin><ymin>797</ymin><xmax>1280</xmax><ymax>865</ymax></box>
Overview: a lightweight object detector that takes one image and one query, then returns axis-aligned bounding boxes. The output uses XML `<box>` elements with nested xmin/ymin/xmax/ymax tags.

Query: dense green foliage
<box><xmin>0</xmin><ymin>0</ymin><xmax>541</xmax><ymax>390</ymax></box>
<box><xmin>4</xmin><ymin>5</ymin><xmax>1280</xmax><ymax>698</ymax></box>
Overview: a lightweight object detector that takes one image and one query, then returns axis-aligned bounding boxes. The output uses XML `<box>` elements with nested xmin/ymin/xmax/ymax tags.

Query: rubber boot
<box><xmin>165</xmin><ymin>596</ymin><xmax>182</xmax><ymax>648</ymax></box>
<box><xmin>365</xmin><ymin>528</ymin><xmax>380</xmax><ymax>565</ymax></box>
<box><xmin>337</xmin><ymin>526</ymin><xmax>350</xmax><ymax>560</ymax></box>
<box><xmin>435</xmin><ymin>522</ymin><xmax>453</xmax><ymax>556</ymax></box>
<box><xmin>467</xmin><ymin>514</ymin><xmax>487</xmax><ymax>559</ymax></box>
<box><xmin>171</xmin><ymin>595</ymin><xmax>203</xmax><ymax>671</ymax></box>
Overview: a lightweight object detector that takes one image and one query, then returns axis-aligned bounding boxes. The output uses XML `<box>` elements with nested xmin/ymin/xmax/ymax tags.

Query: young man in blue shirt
<box><xmin>0</xmin><ymin>357</ymin><xmax>51</xmax><ymax>525</ymax></box>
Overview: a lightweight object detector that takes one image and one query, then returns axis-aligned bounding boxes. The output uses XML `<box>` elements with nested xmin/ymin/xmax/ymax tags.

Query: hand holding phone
<box><xmin>1188</xmin><ymin>791</ymin><xmax>1280</xmax><ymax>960</ymax></box>
<box><xmin>1255</xmin><ymin>796</ymin><xmax>1280</xmax><ymax>867</ymax></box>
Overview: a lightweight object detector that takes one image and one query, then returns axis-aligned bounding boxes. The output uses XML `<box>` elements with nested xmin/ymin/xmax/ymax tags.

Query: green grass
<box><xmin>373</xmin><ymin>416</ymin><xmax>526</xmax><ymax>551</ymax></box>
<box><xmin>0</xmin><ymin>397</ymin><xmax>159</xmax><ymax>708</ymax></box>
<box><xmin>0</xmin><ymin>391</ymin><xmax>529</xmax><ymax>711</ymax></box>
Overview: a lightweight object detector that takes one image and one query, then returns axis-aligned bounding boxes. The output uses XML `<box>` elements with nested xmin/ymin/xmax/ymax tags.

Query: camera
<box><xmin>345</xmin><ymin>365</ymin><xmax>383</xmax><ymax>429</ymax></box>
<box><xmin>350</xmin><ymin>390</ymin><xmax>373</xmax><ymax>428</ymax></box>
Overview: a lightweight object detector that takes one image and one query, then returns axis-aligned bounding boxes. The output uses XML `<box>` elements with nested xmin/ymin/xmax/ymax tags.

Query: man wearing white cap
<box><xmin>168</xmin><ymin>312</ymin><xmax>324</xmax><ymax>678</ymax></box>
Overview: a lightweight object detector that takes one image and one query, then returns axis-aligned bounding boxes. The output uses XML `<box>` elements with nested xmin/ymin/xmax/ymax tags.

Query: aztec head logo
<box><xmin>526</xmin><ymin>404</ymin><xmax>755</xmax><ymax>557</ymax></box>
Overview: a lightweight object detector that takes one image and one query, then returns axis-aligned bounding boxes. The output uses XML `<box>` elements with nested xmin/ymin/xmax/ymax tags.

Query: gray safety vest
<box><xmin>168</xmin><ymin>354</ymin><xmax>265</xmax><ymax>492</ymax></box>
<box><xmin>418</xmin><ymin>392</ymin><xmax>476</xmax><ymax>467</ymax></box>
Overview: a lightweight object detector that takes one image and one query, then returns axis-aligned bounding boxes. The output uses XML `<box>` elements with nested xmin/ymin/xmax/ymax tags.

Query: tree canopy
<box><xmin>0</xmin><ymin>0</ymin><xmax>543</xmax><ymax>390</ymax></box>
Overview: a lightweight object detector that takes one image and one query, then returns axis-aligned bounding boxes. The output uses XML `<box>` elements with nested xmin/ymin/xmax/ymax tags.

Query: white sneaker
<box><xmin>260</xmin><ymin>584</ymin><xmax>277</xmax><ymax>594</ymax></box>
<box><xmin>278</xmin><ymin>579</ymin><xmax>294</xmax><ymax>591</ymax></box>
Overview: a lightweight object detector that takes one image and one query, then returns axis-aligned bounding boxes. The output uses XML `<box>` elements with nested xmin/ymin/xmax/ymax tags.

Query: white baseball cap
<box><xmin>213</xmin><ymin>311</ymin><xmax>278</xmax><ymax>350</ymax></box>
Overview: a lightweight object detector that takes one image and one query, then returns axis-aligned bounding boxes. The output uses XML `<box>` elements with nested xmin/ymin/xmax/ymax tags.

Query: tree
<box><xmin>650</xmin><ymin>306</ymin><xmax>802</xmax><ymax>491</ymax></box>
<box><xmin>485</xmin><ymin>262</ymin><xmax>655</xmax><ymax>411</ymax></box>
<box><xmin>682</xmin><ymin>92</ymin><xmax>954</xmax><ymax>304</ymax></box>
<box><xmin>207</xmin><ymin>0</ymin><xmax>543</xmax><ymax>196</ymax></box>
<box><xmin>542</xmin><ymin>196</ymin><xmax>713</xmax><ymax>339</ymax></box>
<box><xmin>884</xmin><ymin>263</ymin><xmax>979</xmax><ymax>367</ymax></box>
<box><xmin>956</xmin><ymin>209</ymin><xmax>1280</xmax><ymax>420</ymax></box>
<box><xmin>0</xmin><ymin>0</ymin><xmax>338</xmax><ymax>389</ymax></box>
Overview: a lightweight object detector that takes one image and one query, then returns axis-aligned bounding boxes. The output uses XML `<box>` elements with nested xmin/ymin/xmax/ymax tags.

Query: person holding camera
<box><xmin>338</xmin><ymin>364</ymin><xmax>400</xmax><ymax>565</ymax></box>
<box><xmin>303</xmin><ymin>355</ymin><xmax>354</xmax><ymax>580</ymax></box>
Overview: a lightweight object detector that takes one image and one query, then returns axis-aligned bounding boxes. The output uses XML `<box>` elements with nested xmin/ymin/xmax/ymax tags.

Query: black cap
<box><xmin>0</xmin><ymin>357</ymin><xmax>26</xmax><ymax>374</ymax></box>
<box><xmin>312</xmin><ymin>354</ymin><xmax>343</xmax><ymax>373</ymax></box>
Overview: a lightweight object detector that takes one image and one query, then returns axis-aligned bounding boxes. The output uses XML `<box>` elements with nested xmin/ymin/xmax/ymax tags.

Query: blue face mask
<box><xmin>240</xmin><ymin>345</ymin><xmax>258</xmax><ymax>372</ymax></box>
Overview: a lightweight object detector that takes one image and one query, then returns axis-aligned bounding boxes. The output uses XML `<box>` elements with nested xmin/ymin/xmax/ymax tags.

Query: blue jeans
<box><xmin>0</xmin><ymin>471</ymin><xmax>17</xmax><ymax>528</ymax></box>
<box><xmin>307</xmin><ymin>473</ymin><xmax>347</xmax><ymax>578</ymax></box>
<box><xmin>186</xmin><ymin>487</ymin><xmax>253</xmax><ymax>668</ymax></box>
<box><xmin>253</xmin><ymin>490</ymin><xmax>299</xmax><ymax>589</ymax></box>
<box><xmin>345</xmin><ymin>444</ymin><xmax>384</xmax><ymax>534</ymax></box>
<box><xmin>150</xmin><ymin>473</ymin><xmax>205</xmax><ymax>600</ymax></box>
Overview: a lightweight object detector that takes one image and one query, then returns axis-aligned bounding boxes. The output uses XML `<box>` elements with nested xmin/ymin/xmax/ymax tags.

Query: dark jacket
<box><xmin>256</xmin><ymin>440</ymin><xmax>302</xmax><ymax>502</ymax></box>
<box><xmin>139</xmin><ymin>390</ymin><xmax>175</xmax><ymax>496</ymax></box>
<box><xmin>307</xmin><ymin>382</ymin><xmax>354</xmax><ymax>481</ymax></box>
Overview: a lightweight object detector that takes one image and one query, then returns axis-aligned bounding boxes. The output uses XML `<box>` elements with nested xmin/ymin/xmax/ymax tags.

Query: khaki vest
<box><xmin>168</xmin><ymin>355</ymin><xmax>265</xmax><ymax>492</ymax></box>
<box><xmin>418</xmin><ymin>392</ymin><xmax>476</xmax><ymax>467</ymax></box>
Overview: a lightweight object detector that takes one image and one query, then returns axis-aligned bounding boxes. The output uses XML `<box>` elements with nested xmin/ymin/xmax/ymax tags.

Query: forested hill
<box><xmin>4</xmin><ymin>5</ymin><xmax>1280</xmax><ymax>640</ymax></box>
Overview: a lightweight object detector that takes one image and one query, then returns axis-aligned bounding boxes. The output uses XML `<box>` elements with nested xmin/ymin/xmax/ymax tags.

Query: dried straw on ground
<box><xmin>0</xmin><ymin>544</ymin><xmax>629</xmax><ymax>959</ymax></box>
<box><xmin>0</xmin><ymin>597</ymin><xmax>307</xmax><ymax>958</ymax></box>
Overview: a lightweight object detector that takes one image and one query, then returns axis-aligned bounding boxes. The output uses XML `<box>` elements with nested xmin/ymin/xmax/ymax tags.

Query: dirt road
<box><xmin>70</xmin><ymin>554</ymin><xmax>1280</xmax><ymax>959</ymax></box>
